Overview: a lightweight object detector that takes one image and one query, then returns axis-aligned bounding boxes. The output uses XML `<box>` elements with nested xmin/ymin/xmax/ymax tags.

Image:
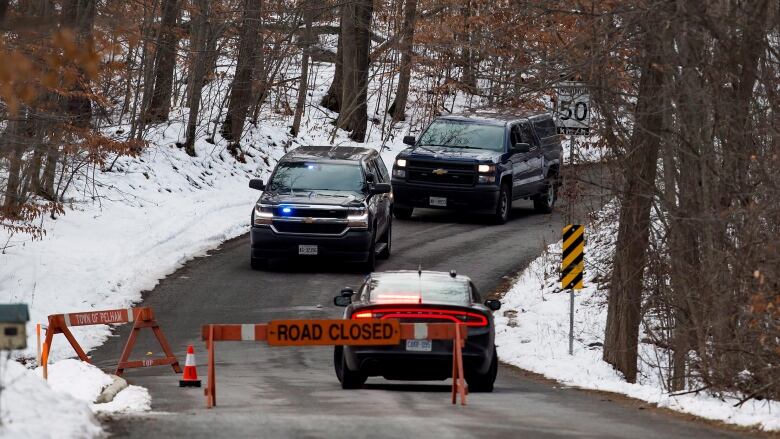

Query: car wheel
<box><xmin>250</xmin><ymin>257</ymin><xmax>266</xmax><ymax>270</ymax></box>
<box><xmin>533</xmin><ymin>180</ymin><xmax>556</xmax><ymax>214</ymax></box>
<box><xmin>393</xmin><ymin>207</ymin><xmax>413</xmax><ymax>220</ymax></box>
<box><xmin>334</xmin><ymin>346</ymin><xmax>367</xmax><ymax>389</ymax></box>
<box><xmin>362</xmin><ymin>228</ymin><xmax>377</xmax><ymax>272</ymax></box>
<box><xmin>466</xmin><ymin>345</ymin><xmax>498</xmax><ymax>393</ymax></box>
<box><xmin>492</xmin><ymin>183</ymin><xmax>511</xmax><ymax>224</ymax></box>
<box><xmin>378</xmin><ymin>222</ymin><xmax>391</xmax><ymax>260</ymax></box>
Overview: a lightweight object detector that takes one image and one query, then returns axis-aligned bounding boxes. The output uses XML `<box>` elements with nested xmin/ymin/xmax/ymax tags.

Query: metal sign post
<box><xmin>561</xmin><ymin>225</ymin><xmax>585</xmax><ymax>355</ymax></box>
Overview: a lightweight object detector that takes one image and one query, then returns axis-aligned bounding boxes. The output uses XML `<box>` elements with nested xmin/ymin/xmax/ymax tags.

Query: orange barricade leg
<box><xmin>41</xmin><ymin>324</ymin><xmax>53</xmax><ymax>380</ymax></box>
<box><xmin>205</xmin><ymin>325</ymin><xmax>216</xmax><ymax>408</ymax></box>
<box><xmin>36</xmin><ymin>324</ymin><xmax>41</xmax><ymax>366</ymax></box>
<box><xmin>451</xmin><ymin>324</ymin><xmax>468</xmax><ymax>405</ymax></box>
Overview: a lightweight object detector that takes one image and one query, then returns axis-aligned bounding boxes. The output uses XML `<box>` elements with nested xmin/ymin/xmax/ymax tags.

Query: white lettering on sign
<box><xmin>555</xmin><ymin>81</ymin><xmax>590</xmax><ymax>136</ymax></box>
<box><xmin>68</xmin><ymin>309</ymin><xmax>130</xmax><ymax>326</ymax></box>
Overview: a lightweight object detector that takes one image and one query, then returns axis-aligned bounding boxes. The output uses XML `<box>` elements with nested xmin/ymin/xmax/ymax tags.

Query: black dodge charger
<box><xmin>333</xmin><ymin>270</ymin><xmax>501</xmax><ymax>392</ymax></box>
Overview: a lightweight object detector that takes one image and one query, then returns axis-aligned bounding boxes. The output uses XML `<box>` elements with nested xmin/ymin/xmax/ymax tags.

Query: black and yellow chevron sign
<box><xmin>561</xmin><ymin>225</ymin><xmax>585</xmax><ymax>290</ymax></box>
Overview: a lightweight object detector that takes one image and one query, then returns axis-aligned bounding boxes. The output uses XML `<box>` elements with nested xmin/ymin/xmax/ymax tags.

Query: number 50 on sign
<box><xmin>556</xmin><ymin>81</ymin><xmax>590</xmax><ymax>136</ymax></box>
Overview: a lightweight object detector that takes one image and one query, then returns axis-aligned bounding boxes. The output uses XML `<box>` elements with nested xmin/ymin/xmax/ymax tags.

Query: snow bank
<box><xmin>0</xmin><ymin>359</ymin><xmax>103</xmax><ymax>438</ymax></box>
<box><xmin>495</xmin><ymin>203</ymin><xmax>779</xmax><ymax>431</ymax></box>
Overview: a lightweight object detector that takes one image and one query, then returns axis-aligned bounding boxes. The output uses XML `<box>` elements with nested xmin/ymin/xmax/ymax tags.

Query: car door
<box><xmin>509</xmin><ymin>122</ymin><xmax>542</xmax><ymax>197</ymax></box>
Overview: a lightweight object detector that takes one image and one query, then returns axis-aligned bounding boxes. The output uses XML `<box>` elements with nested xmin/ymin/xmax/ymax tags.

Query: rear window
<box><xmin>367</xmin><ymin>273</ymin><xmax>471</xmax><ymax>305</ymax></box>
<box><xmin>533</xmin><ymin>117</ymin><xmax>558</xmax><ymax>138</ymax></box>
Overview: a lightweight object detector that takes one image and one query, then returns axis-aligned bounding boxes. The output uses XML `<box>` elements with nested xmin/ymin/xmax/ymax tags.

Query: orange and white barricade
<box><xmin>40</xmin><ymin>307</ymin><xmax>181</xmax><ymax>378</ymax></box>
<box><xmin>201</xmin><ymin>319</ymin><xmax>468</xmax><ymax>408</ymax></box>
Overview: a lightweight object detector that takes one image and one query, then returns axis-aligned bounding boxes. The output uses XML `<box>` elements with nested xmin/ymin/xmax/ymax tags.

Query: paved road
<box><xmin>93</xmin><ymin>169</ymin><xmax>746</xmax><ymax>438</ymax></box>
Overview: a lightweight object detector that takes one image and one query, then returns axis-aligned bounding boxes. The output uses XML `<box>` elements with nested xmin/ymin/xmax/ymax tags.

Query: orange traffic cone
<box><xmin>179</xmin><ymin>345</ymin><xmax>201</xmax><ymax>387</ymax></box>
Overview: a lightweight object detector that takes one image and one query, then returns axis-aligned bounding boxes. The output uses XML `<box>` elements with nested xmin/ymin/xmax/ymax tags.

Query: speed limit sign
<box><xmin>555</xmin><ymin>81</ymin><xmax>590</xmax><ymax>135</ymax></box>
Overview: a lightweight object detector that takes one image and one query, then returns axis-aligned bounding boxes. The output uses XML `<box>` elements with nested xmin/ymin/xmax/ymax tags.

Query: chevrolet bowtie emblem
<box><xmin>432</xmin><ymin>168</ymin><xmax>448</xmax><ymax>175</ymax></box>
<box><xmin>304</xmin><ymin>217</ymin><xmax>314</xmax><ymax>223</ymax></box>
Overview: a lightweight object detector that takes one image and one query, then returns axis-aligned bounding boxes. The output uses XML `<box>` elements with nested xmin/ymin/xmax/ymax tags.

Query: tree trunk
<box><xmin>221</xmin><ymin>0</ymin><xmax>262</xmax><ymax>150</ymax></box>
<box><xmin>147</xmin><ymin>0</ymin><xmax>180</xmax><ymax>122</ymax></box>
<box><xmin>603</xmin><ymin>27</ymin><xmax>666</xmax><ymax>383</ymax></box>
<box><xmin>459</xmin><ymin>0</ymin><xmax>475</xmax><ymax>92</ymax></box>
<box><xmin>61</xmin><ymin>0</ymin><xmax>96</xmax><ymax>128</ymax></box>
<box><xmin>183</xmin><ymin>0</ymin><xmax>210</xmax><ymax>157</ymax></box>
<box><xmin>389</xmin><ymin>0</ymin><xmax>417</xmax><ymax>122</ymax></box>
<box><xmin>291</xmin><ymin>0</ymin><xmax>314</xmax><ymax>137</ymax></box>
<box><xmin>338</xmin><ymin>0</ymin><xmax>373</xmax><ymax>142</ymax></box>
<box><xmin>320</xmin><ymin>19</ymin><xmax>343</xmax><ymax>113</ymax></box>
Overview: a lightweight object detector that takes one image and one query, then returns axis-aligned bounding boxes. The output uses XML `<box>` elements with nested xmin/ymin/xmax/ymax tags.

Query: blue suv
<box><xmin>391</xmin><ymin>112</ymin><xmax>562</xmax><ymax>223</ymax></box>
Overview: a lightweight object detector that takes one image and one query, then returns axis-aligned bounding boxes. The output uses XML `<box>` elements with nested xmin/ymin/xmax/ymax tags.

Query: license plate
<box><xmin>429</xmin><ymin>197</ymin><xmax>447</xmax><ymax>207</ymax></box>
<box><xmin>298</xmin><ymin>245</ymin><xmax>318</xmax><ymax>255</ymax></box>
<box><xmin>405</xmin><ymin>339</ymin><xmax>432</xmax><ymax>352</ymax></box>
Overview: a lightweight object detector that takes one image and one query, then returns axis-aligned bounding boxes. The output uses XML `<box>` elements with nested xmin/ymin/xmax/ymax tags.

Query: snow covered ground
<box><xmin>0</xmin><ymin>357</ymin><xmax>150</xmax><ymax>438</ymax></box>
<box><xmin>494</xmin><ymin>202</ymin><xmax>779</xmax><ymax>432</ymax></box>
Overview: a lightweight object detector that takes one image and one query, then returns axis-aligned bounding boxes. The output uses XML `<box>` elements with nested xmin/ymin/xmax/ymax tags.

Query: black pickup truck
<box><xmin>390</xmin><ymin>112</ymin><xmax>562</xmax><ymax>223</ymax></box>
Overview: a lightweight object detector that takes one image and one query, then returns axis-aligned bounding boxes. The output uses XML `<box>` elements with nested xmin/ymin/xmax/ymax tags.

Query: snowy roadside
<box><xmin>494</xmin><ymin>202</ymin><xmax>779</xmax><ymax>432</ymax></box>
<box><xmin>0</xmin><ymin>357</ymin><xmax>151</xmax><ymax>438</ymax></box>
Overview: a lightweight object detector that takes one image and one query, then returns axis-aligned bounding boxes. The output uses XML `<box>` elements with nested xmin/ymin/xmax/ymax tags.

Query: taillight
<box><xmin>350</xmin><ymin>308</ymin><xmax>488</xmax><ymax>327</ymax></box>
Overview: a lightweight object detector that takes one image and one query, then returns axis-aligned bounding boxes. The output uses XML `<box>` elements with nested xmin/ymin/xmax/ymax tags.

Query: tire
<box><xmin>492</xmin><ymin>183</ymin><xmax>511</xmax><ymax>224</ymax></box>
<box><xmin>250</xmin><ymin>257</ymin><xmax>266</xmax><ymax>270</ymax></box>
<box><xmin>393</xmin><ymin>207</ymin><xmax>413</xmax><ymax>220</ymax></box>
<box><xmin>334</xmin><ymin>346</ymin><xmax>367</xmax><ymax>389</ymax></box>
<box><xmin>378</xmin><ymin>221</ymin><xmax>391</xmax><ymax>260</ymax></box>
<box><xmin>466</xmin><ymin>345</ymin><xmax>498</xmax><ymax>393</ymax></box>
<box><xmin>533</xmin><ymin>180</ymin><xmax>556</xmax><ymax>214</ymax></box>
<box><xmin>362</xmin><ymin>228</ymin><xmax>377</xmax><ymax>272</ymax></box>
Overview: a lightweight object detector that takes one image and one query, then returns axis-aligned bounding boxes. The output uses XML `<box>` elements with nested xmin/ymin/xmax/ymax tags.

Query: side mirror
<box><xmin>334</xmin><ymin>296</ymin><xmax>352</xmax><ymax>306</ymax></box>
<box><xmin>334</xmin><ymin>287</ymin><xmax>354</xmax><ymax>306</ymax></box>
<box><xmin>513</xmin><ymin>143</ymin><xmax>531</xmax><ymax>153</ymax></box>
<box><xmin>403</xmin><ymin>135</ymin><xmax>416</xmax><ymax>146</ymax></box>
<box><xmin>370</xmin><ymin>183</ymin><xmax>391</xmax><ymax>194</ymax></box>
<box><xmin>484</xmin><ymin>299</ymin><xmax>501</xmax><ymax>311</ymax></box>
<box><xmin>249</xmin><ymin>179</ymin><xmax>265</xmax><ymax>190</ymax></box>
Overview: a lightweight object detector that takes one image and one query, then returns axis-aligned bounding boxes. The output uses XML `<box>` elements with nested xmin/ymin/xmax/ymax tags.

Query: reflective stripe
<box><xmin>127</xmin><ymin>309</ymin><xmax>134</xmax><ymax>322</ymax></box>
<box><xmin>63</xmin><ymin>313</ymin><xmax>71</xmax><ymax>326</ymax></box>
<box><xmin>241</xmin><ymin>324</ymin><xmax>255</xmax><ymax>341</ymax></box>
<box><xmin>413</xmin><ymin>323</ymin><xmax>428</xmax><ymax>340</ymax></box>
<box><xmin>185</xmin><ymin>353</ymin><xmax>196</xmax><ymax>367</ymax></box>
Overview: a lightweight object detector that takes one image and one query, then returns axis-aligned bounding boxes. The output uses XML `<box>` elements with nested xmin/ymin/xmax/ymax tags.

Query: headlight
<box><xmin>347</xmin><ymin>207</ymin><xmax>369</xmax><ymax>229</ymax></box>
<box><xmin>392</xmin><ymin>168</ymin><xmax>406</xmax><ymax>178</ymax></box>
<box><xmin>395</xmin><ymin>159</ymin><xmax>407</xmax><ymax>168</ymax></box>
<box><xmin>478</xmin><ymin>175</ymin><xmax>496</xmax><ymax>184</ymax></box>
<box><xmin>477</xmin><ymin>164</ymin><xmax>495</xmax><ymax>173</ymax></box>
<box><xmin>253</xmin><ymin>203</ymin><xmax>273</xmax><ymax>226</ymax></box>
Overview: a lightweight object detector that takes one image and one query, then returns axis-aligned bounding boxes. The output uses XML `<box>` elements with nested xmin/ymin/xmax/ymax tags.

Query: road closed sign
<box><xmin>267</xmin><ymin>319</ymin><xmax>401</xmax><ymax>346</ymax></box>
<box><xmin>555</xmin><ymin>81</ymin><xmax>590</xmax><ymax>135</ymax></box>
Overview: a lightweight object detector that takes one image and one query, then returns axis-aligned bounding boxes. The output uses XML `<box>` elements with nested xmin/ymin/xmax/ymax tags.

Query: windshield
<box><xmin>418</xmin><ymin>120</ymin><xmax>505</xmax><ymax>152</ymax></box>
<box><xmin>268</xmin><ymin>162</ymin><xmax>364</xmax><ymax>193</ymax></box>
<box><xmin>368</xmin><ymin>273</ymin><xmax>471</xmax><ymax>305</ymax></box>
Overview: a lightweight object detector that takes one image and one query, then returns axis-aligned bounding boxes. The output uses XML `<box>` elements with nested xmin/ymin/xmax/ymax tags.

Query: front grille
<box><xmin>407</xmin><ymin>170</ymin><xmax>475</xmax><ymax>186</ymax></box>
<box><xmin>272</xmin><ymin>207</ymin><xmax>347</xmax><ymax>219</ymax></box>
<box><xmin>272</xmin><ymin>221</ymin><xmax>348</xmax><ymax>235</ymax></box>
<box><xmin>405</xmin><ymin>159</ymin><xmax>477</xmax><ymax>186</ymax></box>
<box><xmin>407</xmin><ymin>160</ymin><xmax>476</xmax><ymax>172</ymax></box>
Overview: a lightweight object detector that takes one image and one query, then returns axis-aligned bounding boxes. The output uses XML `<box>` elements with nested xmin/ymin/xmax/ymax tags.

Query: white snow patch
<box><xmin>0</xmin><ymin>358</ymin><xmax>103</xmax><ymax>438</ymax></box>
